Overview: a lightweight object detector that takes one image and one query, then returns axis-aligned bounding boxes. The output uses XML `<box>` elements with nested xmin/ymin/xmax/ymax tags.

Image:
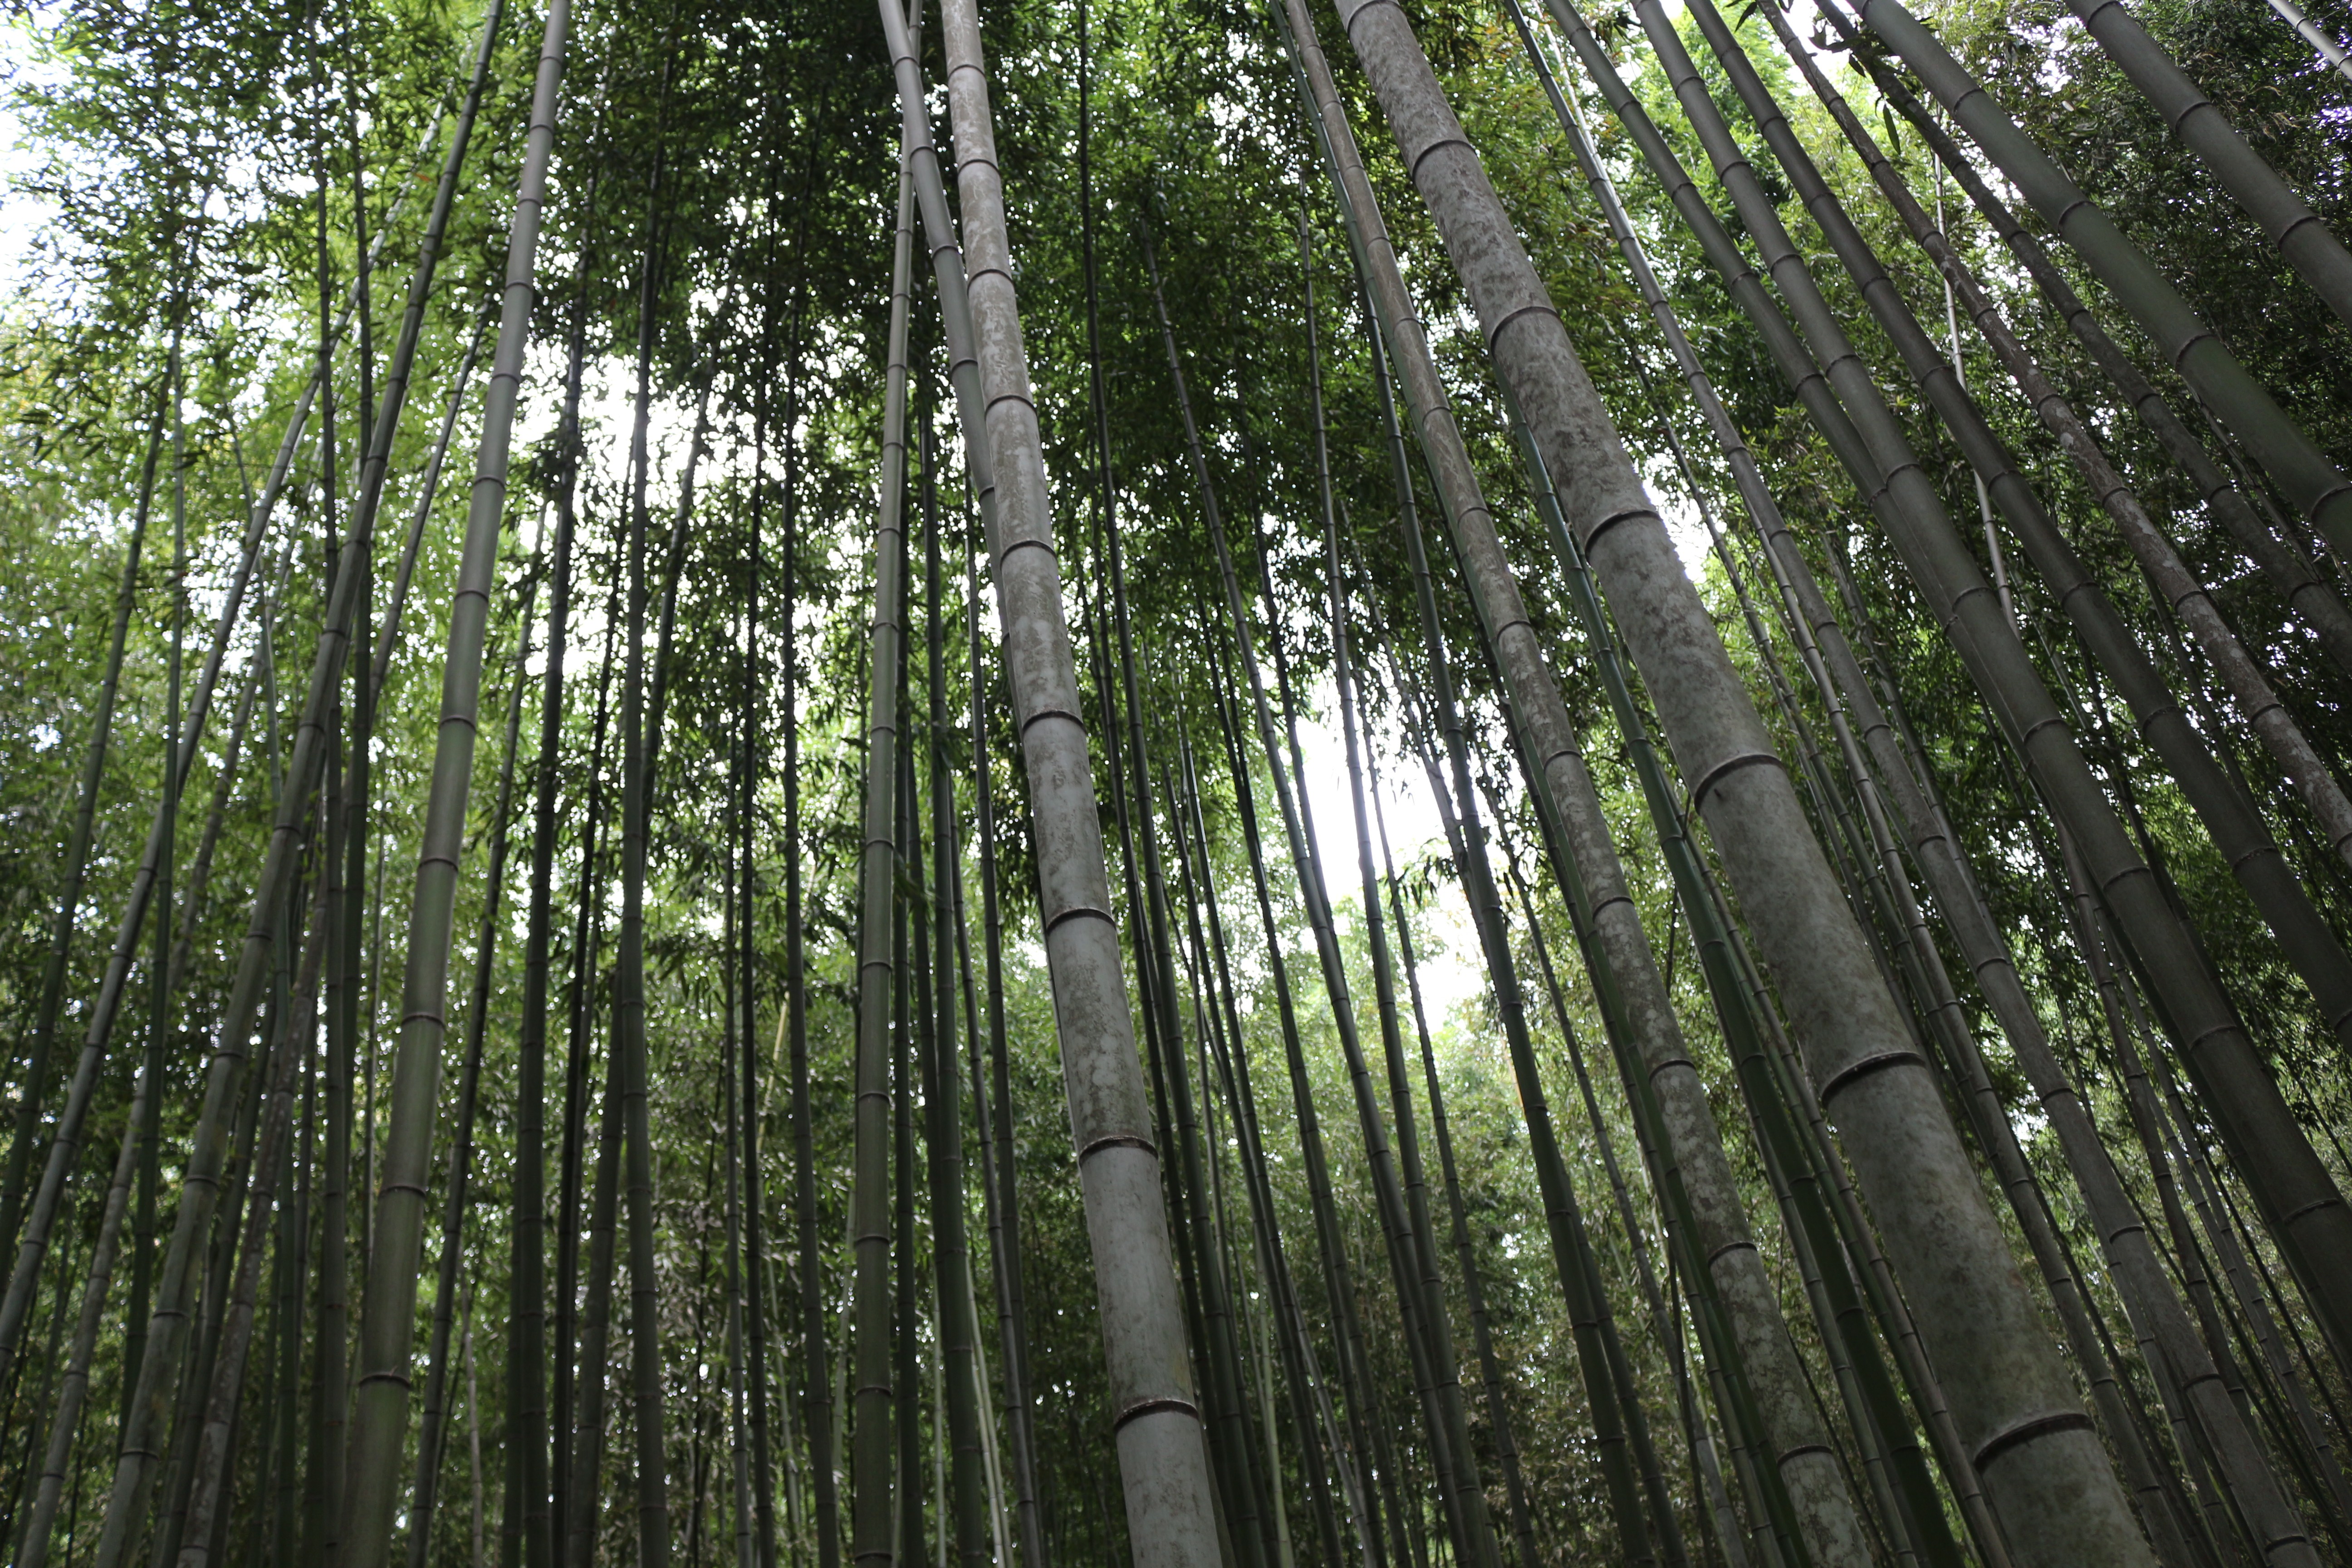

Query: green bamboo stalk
<box><xmin>850</xmin><ymin>34</ymin><xmax>917</xmax><ymax>1557</ymax></box>
<box><xmin>962</xmin><ymin>527</ymin><xmax>1041</xmax><ymax>1568</ymax></box>
<box><xmin>337</xmin><ymin>0</ymin><xmax>570</xmax><ymax>1558</ymax></box>
<box><xmin>407</xmin><ymin>564</ymin><xmax>538</xmax><ymax>1568</ymax></box>
<box><xmin>0</xmin><ymin>371</ymin><xmax>165</xmax><ymax>1268</ymax></box>
<box><xmin>921</xmin><ymin>424</ymin><xmax>990</xmax><ymax>1567</ymax></box>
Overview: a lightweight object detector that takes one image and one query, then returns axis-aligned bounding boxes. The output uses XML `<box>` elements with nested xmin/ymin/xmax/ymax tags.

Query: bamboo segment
<box><xmin>1847</xmin><ymin>0</ymin><xmax>2352</xmax><ymax>557</ymax></box>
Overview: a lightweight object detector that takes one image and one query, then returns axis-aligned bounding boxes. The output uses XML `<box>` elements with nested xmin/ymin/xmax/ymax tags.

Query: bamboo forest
<box><xmin>13</xmin><ymin>0</ymin><xmax>2352</xmax><ymax>1559</ymax></box>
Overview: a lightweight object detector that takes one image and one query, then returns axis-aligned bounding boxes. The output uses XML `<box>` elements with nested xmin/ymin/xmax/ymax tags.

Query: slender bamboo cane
<box><xmin>1199</xmin><ymin>632</ymin><xmax>1401</xmax><ymax>1568</ymax></box>
<box><xmin>567</xmin><ymin>1045</ymin><xmax>625</xmax><ymax>1568</ymax></box>
<box><xmin>407</xmin><ymin>566</ymin><xmax>538</xmax><ymax>1568</ymax></box>
<box><xmin>724</xmin><ymin>857</ymin><xmax>755</xmax><ymax>1568</ymax></box>
<box><xmin>0</xmin><ymin>372</ymin><xmax>165</xmax><ymax>1265</ymax></box>
<box><xmin>962</xmin><ymin>527</ymin><xmax>1043</xmax><ymax>1568</ymax></box>
<box><xmin>849</xmin><ymin>40</ymin><xmax>918</xmax><ymax>1558</ymax></box>
<box><xmin>338</xmin><ymin>0</ymin><xmax>569</xmax><ymax>1558</ymax></box>
<box><xmin>921</xmin><ymin>426</ymin><xmax>991</xmax><ymax>1567</ymax></box>
<box><xmin>886</xmin><ymin>6</ymin><xmax>1222</xmax><ymax>1559</ymax></box>
<box><xmin>555</xmin><ymin>590</ymin><xmax>620</xmax><ymax>1568</ymax></box>
<box><xmin>511</xmin><ymin>138</ymin><xmax>598</xmax><ymax>1568</ymax></box>
<box><xmin>895</xmin><ymin>730</ymin><xmax>924</xmax><ymax>1568</ymax></box>
<box><xmin>171</xmin><ymin>868</ymin><xmax>333</xmax><ymax>1568</ymax></box>
<box><xmin>1570</xmin><ymin>0</ymin><xmax>2352</xmax><ymax>1386</ymax></box>
<box><xmin>1678</xmin><ymin>0</ymin><xmax>2352</xmax><ymax>935</ymax></box>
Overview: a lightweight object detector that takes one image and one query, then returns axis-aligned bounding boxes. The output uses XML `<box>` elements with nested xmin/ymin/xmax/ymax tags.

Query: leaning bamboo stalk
<box><xmin>1759</xmin><ymin>0</ymin><xmax>2352</xmax><ymax>873</ymax></box>
<box><xmin>1588</xmin><ymin>0</ymin><xmax>2352</xmax><ymax>1387</ymax></box>
<box><xmin>1280</xmin><ymin>7</ymin><xmax>1875</xmax><ymax>1563</ymax></box>
<box><xmin>0</xmin><ymin>366</ymin><xmax>299</xmax><ymax>1384</ymax></box>
<box><xmin>884</xmin><ymin>5</ymin><xmax>1222</xmax><ymax>1560</ymax></box>
<box><xmin>1327</xmin><ymin>0</ymin><xmax>2155</xmax><ymax>1562</ymax></box>
<box><xmin>2259</xmin><ymin>0</ymin><xmax>2352</xmax><ymax>83</ymax></box>
<box><xmin>1813</xmin><ymin>0</ymin><xmax>2352</xmax><ymax>686</ymax></box>
<box><xmin>171</xmin><ymin>870</ymin><xmax>333</xmax><ymax>1568</ymax></box>
<box><xmin>1845</xmin><ymin>0</ymin><xmax>2352</xmax><ymax>558</ymax></box>
<box><xmin>1650</xmin><ymin>9</ymin><xmax>2333</xmax><ymax>1547</ymax></box>
<box><xmin>0</xmin><ymin>375</ymin><xmax>165</xmax><ymax>1268</ymax></box>
<box><xmin>1681</xmin><ymin>0</ymin><xmax>2352</xmax><ymax>985</ymax></box>
<box><xmin>2054</xmin><ymin>0</ymin><xmax>2352</xmax><ymax>330</ymax></box>
<box><xmin>338</xmin><ymin>0</ymin><xmax>570</xmax><ymax>1560</ymax></box>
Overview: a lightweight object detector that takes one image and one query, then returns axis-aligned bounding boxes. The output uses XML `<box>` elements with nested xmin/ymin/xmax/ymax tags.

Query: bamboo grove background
<box><xmin>1</xmin><ymin>0</ymin><xmax>2350</xmax><ymax>1562</ymax></box>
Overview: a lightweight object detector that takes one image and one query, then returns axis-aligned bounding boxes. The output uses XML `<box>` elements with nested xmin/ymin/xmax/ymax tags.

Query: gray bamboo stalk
<box><xmin>890</xmin><ymin>4</ymin><xmax>1223</xmax><ymax>1561</ymax></box>
<box><xmin>1845</xmin><ymin>0</ymin><xmax>2352</xmax><ymax>558</ymax></box>
<box><xmin>565</xmin><ymin>1051</ymin><xmax>624</xmax><ymax>1568</ymax></box>
<box><xmin>1813</xmin><ymin>0</ymin><xmax>2352</xmax><ymax>686</ymax></box>
<box><xmin>339</xmin><ymin>1</ymin><xmax>570</xmax><ymax>1561</ymax></box>
<box><xmin>965</xmin><ymin>534</ymin><xmax>1044</xmax><ymax>1568</ymax></box>
<box><xmin>2055</xmin><ymin>0</ymin><xmax>2352</xmax><ymax>328</ymax></box>
<box><xmin>2259</xmin><ymin>0</ymin><xmax>2352</xmax><ymax>83</ymax></box>
<box><xmin>1681</xmin><ymin>0</ymin><xmax>2352</xmax><ymax>990</ymax></box>
<box><xmin>1759</xmin><ymin>0</ymin><xmax>2352</xmax><ymax>872</ymax></box>
<box><xmin>1327</xmin><ymin>1</ymin><xmax>2156</xmax><ymax>1563</ymax></box>
<box><xmin>923</xmin><ymin>437</ymin><xmax>991</xmax><ymax>1567</ymax></box>
<box><xmin>723</xmin><ymin>885</ymin><xmax>754</xmax><ymax>1568</ymax></box>
<box><xmin>1583</xmin><ymin>0</ymin><xmax>2352</xmax><ymax>1384</ymax></box>
<box><xmin>848</xmin><ymin>44</ymin><xmax>916</xmax><ymax>1563</ymax></box>
<box><xmin>406</xmin><ymin>568</ymin><xmax>537</xmax><ymax>1568</ymax></box>
<box><xmin>1279</xmin><ymin>7</ymin><xmax>1875</xmax><ymax>1564</ymax></box>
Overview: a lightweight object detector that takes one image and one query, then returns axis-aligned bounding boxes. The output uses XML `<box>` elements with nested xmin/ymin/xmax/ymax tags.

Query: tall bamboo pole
<box><xmin>921</xmin><ymin>427</ymin><xmax>991</xmax><ymax>1567</ymax></box>
<box><xmin>883</xmin><ymin>6</ymin><xmax>1222</xmax><ymax>1560</ymax></box>
<box><xmin>338</xmin><ymin>0</ymin><xmax>570</xmax><ymax>1559</ymax></box>
<box><xmin>407</xmin><ymin>568</ymin><xmax>538</xmax><ymax>1568</ymax></box>
<box><xmin>851</xmin><ymin>40</ymin><xmax>918</xmax><ymax>1557</ymax></box>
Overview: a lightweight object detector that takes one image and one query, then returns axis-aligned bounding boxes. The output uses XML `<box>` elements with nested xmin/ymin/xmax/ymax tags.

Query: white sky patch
<box><xmin>1285</xmin><ymin>676</ymin><xmax>1490</xmax><ymax>1035</ymax></box>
